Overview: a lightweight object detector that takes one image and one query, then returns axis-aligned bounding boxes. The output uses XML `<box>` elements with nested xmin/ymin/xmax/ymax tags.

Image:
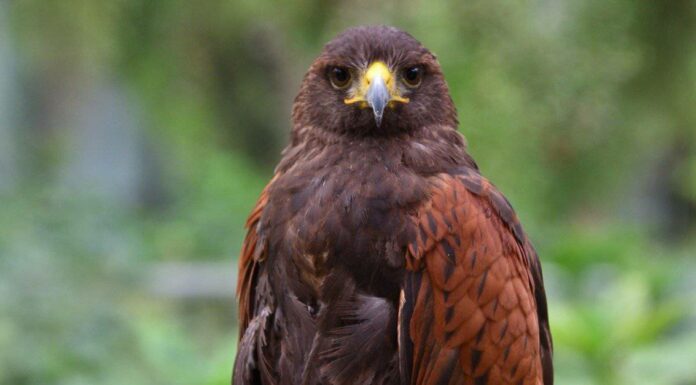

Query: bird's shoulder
<box><xmin>407</xmin><ymin>167</ymin><xmax>529</xmax><ymax>266</ymax></box>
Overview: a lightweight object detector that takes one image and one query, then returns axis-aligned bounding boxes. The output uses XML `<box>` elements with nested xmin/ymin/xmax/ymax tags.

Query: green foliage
<box><xmin>543</xmin><ymin>228</ymin><xmax>695</xmax><ymax>384</ymax></box>
<box><xmin>2</xmin><ymin>0</ymin><xmax>695</xmax><ymax>384</ymax></box>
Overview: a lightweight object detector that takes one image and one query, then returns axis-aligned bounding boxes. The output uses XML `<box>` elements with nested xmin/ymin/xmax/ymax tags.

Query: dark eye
<box><xmin>402</xmin><ymin>66</ymin><xmax>423</xmax><ymax>87</ymax></box>
<box><xmin>328</xmin><ymin>66</ymin><xmax>352</xmax><ymax>89</ymax></box>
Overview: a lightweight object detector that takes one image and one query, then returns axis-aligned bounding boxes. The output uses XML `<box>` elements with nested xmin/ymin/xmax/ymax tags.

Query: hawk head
<box><xmin>293</xmin><ymin>26</ymin><xmax>458</xmax><ymax>136</ymax></box>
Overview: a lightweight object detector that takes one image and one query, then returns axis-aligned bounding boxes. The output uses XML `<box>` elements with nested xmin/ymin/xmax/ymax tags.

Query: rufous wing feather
<box><xmin>401</xmin><ymin>171</ymin><xmax>553</xmax><ymax>385</ymax></box>
<box><xmin>237</xmin><ymin>176</ymin><xmax>276</xmax><ymax>337</ymax></box>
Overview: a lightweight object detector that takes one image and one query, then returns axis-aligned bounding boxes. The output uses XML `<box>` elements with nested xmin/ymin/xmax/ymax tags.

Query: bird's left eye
<box><xmin>402</xmin><ymin>65</ymin><xmax>423</xmax><ymax>88</ymax></box>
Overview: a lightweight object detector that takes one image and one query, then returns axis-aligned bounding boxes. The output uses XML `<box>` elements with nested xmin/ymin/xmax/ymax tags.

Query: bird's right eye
<box><xmin>328</xmin><ymin>66</ymin><xmax>352</xmax><ymax>89</ymax></box>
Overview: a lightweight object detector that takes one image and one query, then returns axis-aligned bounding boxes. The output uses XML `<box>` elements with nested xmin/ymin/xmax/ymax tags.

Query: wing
<box><xmin>400</xmin><ymin>169</ymin><xmax>553</xmax><ymax>385</ymax></box>
<box><xmin>236</xmin><ymin>179</ymin><xmax>272</xmax><ymax>334</ymax></box>
<box><xmin>233</xmin><ymin>178</ymin><xmax>277</xmax><ymax>385</ymax></box>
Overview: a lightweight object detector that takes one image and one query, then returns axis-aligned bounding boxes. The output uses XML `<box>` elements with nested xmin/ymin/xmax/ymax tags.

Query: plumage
<box><xmin>233</xmin><ymin>26</ymin><xmax>552</xmax><ymax>385</ymax></box>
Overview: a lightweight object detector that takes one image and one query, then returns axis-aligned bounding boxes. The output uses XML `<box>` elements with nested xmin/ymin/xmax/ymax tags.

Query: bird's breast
<box><xmin>263</xmin><ymin>147</ymin><xmax>430</xmax><ymax>303</ymax></box>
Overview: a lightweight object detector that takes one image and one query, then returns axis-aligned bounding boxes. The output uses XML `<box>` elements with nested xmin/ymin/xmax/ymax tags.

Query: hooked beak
<box><xmin>366</xmin><ymin>75</ymin><xmax>390</xmax><ymax>127</ymax></box>
<box><xmin>344</xmin><ymin>62</ymin><xmax>409</xmax><ymax>127</ymax></box>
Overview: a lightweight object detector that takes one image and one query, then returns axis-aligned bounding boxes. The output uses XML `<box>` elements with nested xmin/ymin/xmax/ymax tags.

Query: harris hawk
<box><xmin>233</xmin><ymin>26</ymin><xmax>553</xmax><ymax>385</ymax></box>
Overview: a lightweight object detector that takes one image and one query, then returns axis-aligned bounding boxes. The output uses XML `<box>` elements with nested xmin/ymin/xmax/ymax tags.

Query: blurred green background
<box><xmin>1</xmin><ymin>1</ymin><xmax>695</xmax><ymax>384</ymax></box>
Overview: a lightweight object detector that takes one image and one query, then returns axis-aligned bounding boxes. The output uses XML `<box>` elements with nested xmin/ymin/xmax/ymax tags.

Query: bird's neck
<box><xmin>277</xmin><ymin>124</ymin><xmax>474</xmax><ymax>176</ymax></box>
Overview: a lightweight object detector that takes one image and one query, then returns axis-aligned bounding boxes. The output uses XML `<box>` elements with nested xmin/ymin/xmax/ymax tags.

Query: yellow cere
<box><xmin>344</xmin><ymin>61</ymin><xmax>410</xmax><ymax>107</ymax></box>
<box><xmin>365</xmin><ymin>61</ymin><xmax>392</xmax><ymax>85</ymax></box>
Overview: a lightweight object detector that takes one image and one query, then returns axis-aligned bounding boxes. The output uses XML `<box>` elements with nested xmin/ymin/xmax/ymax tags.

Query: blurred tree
<box><xmin>624</xmin><ymin>0</ymin><xmax>696</xmax><ymax>237</ymax></box>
